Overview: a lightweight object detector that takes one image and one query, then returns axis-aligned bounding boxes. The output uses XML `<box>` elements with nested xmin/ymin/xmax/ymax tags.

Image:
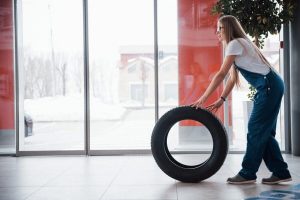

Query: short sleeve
<box><xmin>225</xmin><ymin>39</ymin><xmax>243</xmax><ymax>56</ymax></box>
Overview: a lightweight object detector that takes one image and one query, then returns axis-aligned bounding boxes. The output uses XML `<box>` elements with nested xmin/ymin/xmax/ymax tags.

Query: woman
<box><xmin>192</xmin><ymin>15</ymin><xmax>292</xmax><ymax>184</ymax></box>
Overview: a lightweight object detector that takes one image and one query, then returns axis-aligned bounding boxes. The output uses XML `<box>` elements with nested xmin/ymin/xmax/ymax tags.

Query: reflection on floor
<box><xmin>245</xmin><ymin>183</ymin><xmax>300</xmax><ymax>199</ymax></box>
<box><xmin>0</xmin><ymin>154</ymin><xmax>299</xmax><ymax>200</ymax></box>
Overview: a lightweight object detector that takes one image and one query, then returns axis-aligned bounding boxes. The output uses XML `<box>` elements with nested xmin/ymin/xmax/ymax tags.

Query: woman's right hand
<box><xmin>206</xmin><ymin>98</ymin><xmax>224</xmax><ymax>113</ymax></box>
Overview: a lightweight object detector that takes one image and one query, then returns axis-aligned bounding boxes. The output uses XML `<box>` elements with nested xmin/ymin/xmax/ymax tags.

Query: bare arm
<box><xmin>221</xmin><ymin>73</ymin><xmax>235</xmax><ymax>99</ymax></box>
<box><xmin>205</xmin><ymin>74</ymin><xmax>236</xmax><ymax>112</ymax></box>
<box><xmin>192</xmin><ymin>55</ymin><xmax>236</xmax><ymax>108</ymax></box>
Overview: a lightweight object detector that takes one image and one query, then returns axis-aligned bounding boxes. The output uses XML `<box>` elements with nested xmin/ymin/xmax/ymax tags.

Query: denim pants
<box><xmin>236</xmin><ymin>66</ymin><xmax>291</xmax><ymax>180</ymax></box>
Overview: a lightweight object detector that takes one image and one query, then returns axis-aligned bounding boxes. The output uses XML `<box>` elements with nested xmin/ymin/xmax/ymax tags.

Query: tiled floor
<box><xmin>0</xmin><ymin>154</ymin><xmax>299</xmax><ymax>200</ymax></box>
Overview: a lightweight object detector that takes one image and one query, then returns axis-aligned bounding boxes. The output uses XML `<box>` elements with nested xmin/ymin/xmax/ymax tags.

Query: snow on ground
<box><xmin>24</xmin><ymin>95</ymin><xmax>126</xmax><ymax>122</ymax></box>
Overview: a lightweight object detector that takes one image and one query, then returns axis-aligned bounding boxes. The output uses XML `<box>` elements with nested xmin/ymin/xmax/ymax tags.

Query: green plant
<box><xmin>247</xmin><ymin>85</ymin><xmax>256</xmax><ymax>101</ymax></box>
<box><xmin>212</xmin><ymin>0</ymin><xmax>297</xmax><ymax>47</ymax></box>
<box><xmin>211</xmin><ymin>0</ymin><xmax>297</xmax><ymax>100</ymax></box>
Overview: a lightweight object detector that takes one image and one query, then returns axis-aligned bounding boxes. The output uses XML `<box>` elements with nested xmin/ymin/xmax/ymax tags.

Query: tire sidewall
<box><xmin>151</xmin><ymin>106</ymin><xmax>228</xmax><ymax>182</ymax></box>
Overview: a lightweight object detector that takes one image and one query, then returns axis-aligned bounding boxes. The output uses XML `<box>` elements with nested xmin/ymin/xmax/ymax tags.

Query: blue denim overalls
<box><xmin>235</xmin><ymin>64</ymin><xmax>291</xmax><ymax>180</ymax></box>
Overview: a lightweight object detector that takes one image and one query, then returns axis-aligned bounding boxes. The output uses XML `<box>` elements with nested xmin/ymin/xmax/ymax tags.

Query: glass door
<box><xmin>88</xmin><ymin>0</ymin><xmax>155</xmax><ymax>151</ymax></box>
<box><xmin>16</xmin><ymin>0</ymin><xmax>85</xmax><ymax>152</ymax></box>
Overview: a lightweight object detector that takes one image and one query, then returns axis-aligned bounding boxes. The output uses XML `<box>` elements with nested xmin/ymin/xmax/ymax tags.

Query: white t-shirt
<box><xmin>225</xmin><ymin>38</ymin><xmax>270</xmax><ymax>75</ymax></box>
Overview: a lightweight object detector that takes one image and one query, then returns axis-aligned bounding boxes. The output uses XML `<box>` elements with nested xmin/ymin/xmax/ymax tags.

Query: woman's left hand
<box><xmin>191</xmin><ymin>95</ymin><xmax>207</xmax><ymax>109</ymax></box>
<box><xmin>206</xmin><ymin>98</ymin><xmax>224</xmax><ymax>113</ymax></box>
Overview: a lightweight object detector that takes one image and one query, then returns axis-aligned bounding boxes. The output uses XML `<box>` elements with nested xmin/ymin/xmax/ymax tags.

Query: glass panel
<box><xmin>161</xmin><ymin>0</ymin><xmax>227</xmax><ymax>151</ymax></box>
<box><xmin>17</xmin><ymin>0</ymin><xmax>84</xmax><ymax>151</ymax></box>
<box><xmin>167</xmin><ymin>120</ymin><xmax>213</xmax><ymax>155</ymax></box>
<box><xmin>157</xmin><ymin>0</ymin><xmax>178</xmax><ymax>114</ymax></box>
<box><xmin>0</xmin><ymin>0</ymin><xmax>15</xmax><ymax>154</ymax></box>
<box><xmin>89</xmin><ymin>0</ymin><xmax>155</xmax><ymax>150</ymax></box>
<box><xmin>168</xmin><ymin>120</ymin><xmax>212</xmax><ymax>165</ymax></box>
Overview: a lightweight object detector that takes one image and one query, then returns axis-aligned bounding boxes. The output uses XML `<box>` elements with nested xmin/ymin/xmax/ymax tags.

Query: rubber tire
<box><xmin>151</xmin><ymin>106</ymin><xmax>228</xmax><ymax>183</ymax></box>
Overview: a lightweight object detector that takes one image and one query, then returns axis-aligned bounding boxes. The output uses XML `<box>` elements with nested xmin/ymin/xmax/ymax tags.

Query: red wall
<box><xmin>0</xmin><ymin>0</ymin><xmax>14</xmax><ymax>129</ymax></box>
<box><xmin>178</xmin><ymin>0</ymin><xmax>228</xmax><ymax>125</ymax></box>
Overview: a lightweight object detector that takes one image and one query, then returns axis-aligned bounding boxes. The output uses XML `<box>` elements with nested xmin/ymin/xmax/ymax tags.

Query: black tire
<box><xmin>151</xmin><ymin>106</ymin><xmax>228</xmax><ymax>183</ymax></box>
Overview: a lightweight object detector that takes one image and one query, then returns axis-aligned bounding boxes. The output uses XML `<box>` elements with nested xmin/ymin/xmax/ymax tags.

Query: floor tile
<box><xmin>0</xmin><ymin>154</ymin><xmax>299</xmax><ymax>200</ymax></box>
<box><xmin>25</xmin><ymin>186</ymin><xmax>106</xmax><ymax>200</ymax></box>
<box><xmin>0</xmin><ymin>187</ymin><xmax>39</xmax><ymax>200</ymax></box>
<box><xmin>101</xmin><ymin>185</ymin><xmax>177</xmax><ymax>200</ymax></box>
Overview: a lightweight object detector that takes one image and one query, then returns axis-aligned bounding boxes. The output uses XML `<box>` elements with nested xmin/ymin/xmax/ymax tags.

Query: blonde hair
<box><xmin>218</xmin><ymin>15</ymin><xmax>272</xmax><ymax>86</ymax></box>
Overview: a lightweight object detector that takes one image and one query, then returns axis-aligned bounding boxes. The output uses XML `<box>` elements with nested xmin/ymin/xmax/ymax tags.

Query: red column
<box><xmin>0</xmin><ymin>0</ymin><xmax>14</xmax><ymax>130</ymax></box>
<box><xmin>178</xmin><ymin>0</ymin><xmax>225</xmax><ymax>124</ymax></box>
